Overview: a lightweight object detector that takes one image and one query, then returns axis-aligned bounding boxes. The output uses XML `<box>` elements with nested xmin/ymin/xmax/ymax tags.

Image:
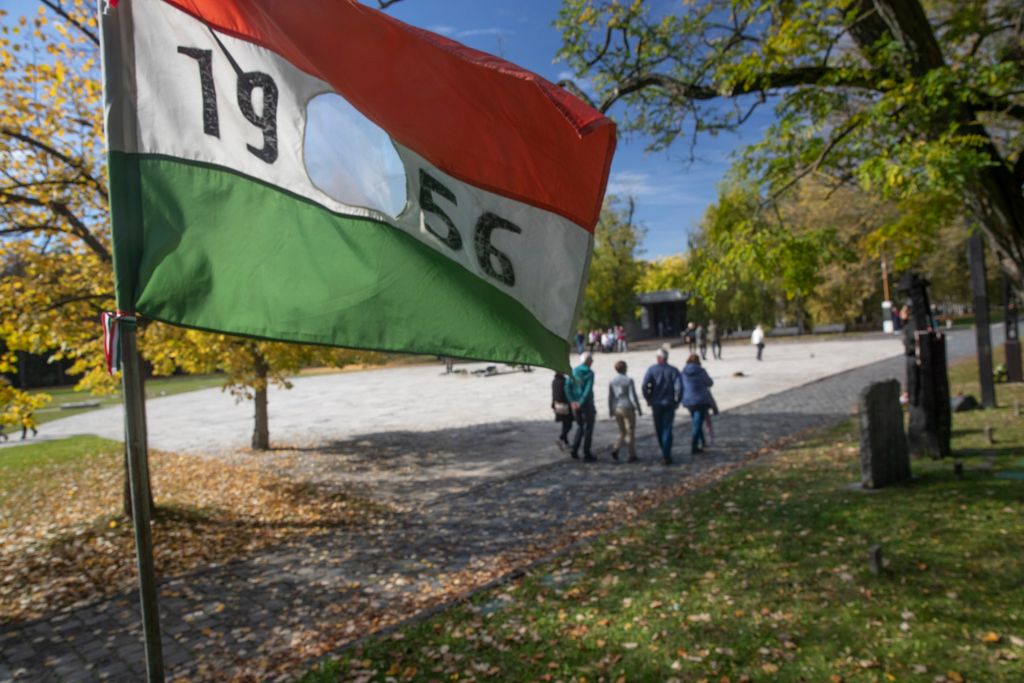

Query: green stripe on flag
<box><xmin>110</xmin><ymin>153</ymin><xmax>569</xmax><ymax>370</ymax></box>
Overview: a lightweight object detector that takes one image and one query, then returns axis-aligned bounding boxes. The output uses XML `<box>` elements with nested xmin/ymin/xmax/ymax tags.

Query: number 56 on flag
<box><xmin>101</xmin><ymin>0</ymin><xmax>615</xmax><ymax>370</ymax></box>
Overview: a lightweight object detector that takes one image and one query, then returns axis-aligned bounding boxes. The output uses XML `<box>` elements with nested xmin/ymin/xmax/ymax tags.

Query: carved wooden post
<box><xmin>898</xmin><ymin>273</ymin><xmax>951</xmax><ymax>459</ymax></box>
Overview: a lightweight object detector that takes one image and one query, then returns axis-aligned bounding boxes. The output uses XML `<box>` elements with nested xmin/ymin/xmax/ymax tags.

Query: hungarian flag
<box><xmin>99</xmin><ymin>0</ymin><xmax>615</xmax><ymax>370</ymax></box>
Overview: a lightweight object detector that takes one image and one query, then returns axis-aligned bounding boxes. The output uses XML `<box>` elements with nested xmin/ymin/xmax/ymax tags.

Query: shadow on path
<box><xmin>1</xmin><ymin>339</ymin><xmax>994</xmax><ymax>682</ymax></box>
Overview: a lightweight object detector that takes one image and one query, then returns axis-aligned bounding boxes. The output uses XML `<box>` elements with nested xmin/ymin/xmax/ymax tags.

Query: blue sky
<box><xmin>381</xmin><ymin>0</ymin><xmax>774</xmax><ymax>259</ymax></box>
<box><xmin>1</xmin><ymin>0</ymin><xmax>770</xmax><ymax>258</ymax></box>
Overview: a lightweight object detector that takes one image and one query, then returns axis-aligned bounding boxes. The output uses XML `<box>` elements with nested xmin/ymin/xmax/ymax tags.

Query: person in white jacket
<box><xmin>751</xmin><ymin>324</ymin><xmax>765</xmax><ymax>361</ymax></box>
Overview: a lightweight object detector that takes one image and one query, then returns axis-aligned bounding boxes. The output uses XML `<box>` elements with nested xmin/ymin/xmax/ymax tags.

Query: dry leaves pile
<box><xmin>0</xmin><ymin>449</ymin><xmax>394</xmax><ymax>622</ymax></box>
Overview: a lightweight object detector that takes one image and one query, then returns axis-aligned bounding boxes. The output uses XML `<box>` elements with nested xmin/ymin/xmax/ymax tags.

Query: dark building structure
<box><xmin>626</xmin><ymin>289</ymin><xmax>690</xmax><ymax>341</ymax></box>
<box><xmin>1</xmin><ymin>346</ymin><xmax>76</xmax><ymax>390</ymax></box>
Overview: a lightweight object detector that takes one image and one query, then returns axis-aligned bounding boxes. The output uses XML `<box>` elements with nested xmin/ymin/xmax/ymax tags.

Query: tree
<box><xmin>557</xmin><ymin>0</ymin><xmax>1024</xmax><ymax>287</ymax></box>
<box><xmin>581</xmin><ymin>196</ymin><xmax>645</xmax><ymax>327</ymax></box>
<box><xmin>0</xmin><ymin>3</ymin><xmax>383</xmax><ymax>464</ymax></box>
<box><xmin>682</xmin><ymin>177</ymin><xmax>846</xmax><ymax>329</ymax></box>
<box><xmin>637</xmin><ymin>254</ymin><xmax>687</xmax><ymax>293</ymax></box>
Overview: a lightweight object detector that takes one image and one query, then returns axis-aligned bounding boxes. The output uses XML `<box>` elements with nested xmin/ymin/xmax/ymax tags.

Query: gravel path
<box><xmin>0</xmin><ymin>329</ymin><xmax>996</xmax><ymax>682</ymax></box>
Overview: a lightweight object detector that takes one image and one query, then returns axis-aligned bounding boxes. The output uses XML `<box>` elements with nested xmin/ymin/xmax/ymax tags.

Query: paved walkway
<box><xmin>0</xmin><ymin>330</ymin><xmax>995</xmax><ymax>681</ymax></box>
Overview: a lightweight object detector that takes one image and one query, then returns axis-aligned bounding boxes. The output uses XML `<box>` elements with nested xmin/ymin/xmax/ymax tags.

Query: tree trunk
<box><xmin>847</xmin><ymin>0</ymin><xmax>1024</xmax><ymax>289</ymax></box>
<box><xmin>251</xmin><ymin>347</ymin><xmax>270</xmax><ymax>450</ymax></box>
<box><xmin>966</xmin><ymin>160</ymin><xmax>1024</xmax><ymax>288</ymax></box>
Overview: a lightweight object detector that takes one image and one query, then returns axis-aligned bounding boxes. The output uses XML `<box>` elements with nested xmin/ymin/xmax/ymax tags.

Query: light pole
<box><xmin>881</xmin><ymin>253</ymin><xmax>894</xmax><ymax>334</ymax></box>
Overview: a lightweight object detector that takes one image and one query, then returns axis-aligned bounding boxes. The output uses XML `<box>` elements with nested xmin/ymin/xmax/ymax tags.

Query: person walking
<box><xmin>708</xmin><ymin>320</ymin><xmax>722</xmax><ymax>360</ymax></box>
<box><xmin>751</xmin><ymin>324</ymin><xmax>765</xmax><ymax>361</ymax></box>
<box><xmin>683</xmin><ymin>322</ymin><xmax>697</xmax><ymax>354</ymax></box>
<box><xmin>642</xmin><ymin>348</ymin><xmax>682</xmax><ymax>464</ymax></box>
<box><xmin>551</xmin><ymin>371</ymin><xmax>575</xmax><ymax>451</ymax></box>
<box><xmin>608</xmin><ymin>360</ymin><xmax>642</xmax><ymax>462</ymax></box>
<box><xmin>565</xmin><ymin>352</ymin><xmax>597</xmax><ymax>461</ymax></box>
<box><xmin>575</xmin><ymin>331</ymin><xmax>586</xmax><ymax>355</ymax></box>
<box><xmin>697</xmin><ymin>324</ymin><xmax>708</xmax><ymax>360</ymax></box>
<box><xmin>681</xmin><ymin>354</ymin><xmax>714</xmax><ymax>455</ymax></box>
<box><xmin>616</xmin><ymin>325</ymin><xmax>628</xmax><ymax>353</ymax></box>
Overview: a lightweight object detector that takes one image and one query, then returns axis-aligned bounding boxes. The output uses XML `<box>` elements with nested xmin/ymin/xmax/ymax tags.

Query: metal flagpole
<box><xmin>118</xmin><ymin>316</ymin><xmax>165</xmax><ymax>682</ymax></box>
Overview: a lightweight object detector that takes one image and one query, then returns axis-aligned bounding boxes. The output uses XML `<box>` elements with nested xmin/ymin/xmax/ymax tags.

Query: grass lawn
<box><xmin>24</xmin><ymin>374</ymin><xmax>229</xmax><ymax>426</ymax></box>
<box><xmin>304</xmin><ymin>360</ymin><xmax>1024</xmax><ymax>682</ymax></box>
<box><xmin>0</xmin><ymin>435</ymin><xmax>119</xmax><ymax>498</ymax></box>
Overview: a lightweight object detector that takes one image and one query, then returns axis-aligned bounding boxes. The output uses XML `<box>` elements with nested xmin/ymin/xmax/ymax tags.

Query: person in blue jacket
<box><xmin>565</xmin><ymin>352</ymin><xmax>596</xmax><ymax>461</ymax></box>
<box><xmin>642</xmin><ymin>348</ymin><xmax>682</xmax><ymax>464</ymax></box>
<box><xmin>681</xmin><ymin>353</ymin><xmax>715</xmax><ymax>455</ymax></box>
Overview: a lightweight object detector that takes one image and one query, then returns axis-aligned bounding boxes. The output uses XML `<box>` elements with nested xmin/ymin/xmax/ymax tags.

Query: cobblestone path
<box><xmin>0</xmin><ymin>330</ymin><xmax>992</xmax><ymax>682</ymax></box>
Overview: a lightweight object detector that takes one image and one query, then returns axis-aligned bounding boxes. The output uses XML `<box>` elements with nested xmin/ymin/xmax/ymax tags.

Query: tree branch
<box><xmin>0</xmin><ymin>127</ymin><xmax>108</xmax><ymax>202</ymax></box>
<box><xmin>0</xmin><ymin>223</ymin><xmax>63</xmax><ymax>236</ymax></box>
<box><xmin>765</xmin><ymin>116</ymin><xmax>864</xmax><ymax>205</ymax></box>
<box><xmin>556</xmin><ymin>79</ymin><xmax>596</xmax><ymax>108</ymax></box>
<box><xmin>0</xmin><ymin>191</ymin><xmax>111</xmax><ymax>262</ymax></box>
<box><xmin>595</xmin><ymin>66</ymin><xmax>873</xmax><ymax>113</ymax></box>
<box><xmin>39</xmin><ymin>0</ymin><xmax>99</xmax><ymax>46</ymax></box>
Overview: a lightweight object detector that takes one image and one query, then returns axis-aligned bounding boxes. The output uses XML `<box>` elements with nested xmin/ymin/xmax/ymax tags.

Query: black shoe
<box><xmin>692</xmin><ymin>446</ymin><xmax>703</xmax><ymax>455</ymax></box>
<box><xmin>662</xmin><ymin>458</ymin><xmax>673</xmax><ymax>466</ymax></box>
<box><xmin>583</xmin><ymin>455</ymin><xmax>597</xmax><ymax>462</ymax></box>
<box><xmin>570</xmin><ymin>451</ymin><xmax>579</xmax><ymax>460</ymax></box>
<box><xmin>627</xmin><ymin>455</ymin><xmax>638</xmax><ymax>463</ymax></box>
<box><xmin>611</xmin><ymin>449</ymin><xmax>619</xmax><ymax>461</ymax></box>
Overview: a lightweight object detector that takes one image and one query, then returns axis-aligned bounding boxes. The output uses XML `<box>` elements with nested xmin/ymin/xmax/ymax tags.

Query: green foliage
<box><xmin>302</xmin><ymin>358</ymin><xmax>1024</xmax><ymax>683</ymax></box>
<box><xmin>558</xmin><ymin>0</ymin><xmax>1024</xmax><ymax>285</ymax></box>
<box><xmin>0</xmin><ymin>435</ymin><xmax>119</xmax><ymax>494</ymax></box>
<box><xmin>580</xmin><ymin>196</ymin><xmax>645</xmax><ymax>327</ymax></box>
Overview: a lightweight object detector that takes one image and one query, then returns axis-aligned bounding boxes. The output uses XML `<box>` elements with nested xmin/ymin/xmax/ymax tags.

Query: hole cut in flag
<box><xmin>303</xmin><ymin>92</ymin><xmax>408</xmax><ymax>219</ymax></box>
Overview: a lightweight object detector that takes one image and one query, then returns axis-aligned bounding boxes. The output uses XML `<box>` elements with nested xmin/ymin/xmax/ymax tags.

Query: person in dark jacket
<box><xmin>551</xmin><ymin>371</ymin><xmax>574</xmax><ymax>451</ymax></box>
<box><xmin>642</xmin><ymin>348</ymin><xmax>682</xmax><ymax>464</ymax></box>
<box><xmin>681</xmin><ymin>354</ymin><xmax>714</xmax><ymax>455</ymax></box>
<box><xmin>565</xmin><ymin>353</ymin><xmax>597</xmax><ymax>461</ymax></box>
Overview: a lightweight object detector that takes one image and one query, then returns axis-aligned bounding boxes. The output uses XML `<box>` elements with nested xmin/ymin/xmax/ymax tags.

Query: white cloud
<box><xmin>428</xmin><ymin>24</ymin><xmax>456</xmax><ymax>36</ymax></box>
<box><xmin>606</xmin><ymin>170</ymin><xmax>709</xmax><ymax>207</ymax></box>
<box><xmin>457</xmin><ymin>27</ymin><xmax>514</xmax><ymax>38</ymax></box>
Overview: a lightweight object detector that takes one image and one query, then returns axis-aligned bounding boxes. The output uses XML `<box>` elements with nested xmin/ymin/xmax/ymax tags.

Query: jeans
<box><xmin>756</xmin><ymin>342</ymin><xmax>764</xmax><ymax>360</ymax></box>
<box><xmin>651</xmin><ymin>403</ymin><xmax>676</xmax><ymax>461</ymax></box>
<box><xmin>688</xmin><ymin>405</ymin><xmax>709</xmax><ymax>452</ymax></box>
<box><xmin>613</xmin><ymin>406</ymin><xmax>637</xmax><ymax>459</ymax></box>
<box><xmin>571</xmin><ymin>401</ymin><xmax>596</xmax><ymax>457</ymax></box>
<box><xmin>712</xmin><ymin>340</ymin><xmax>722</xmax><ymax>359</ymax></box>
<box><xmin>558</xmin><ymin>416</ymin><xmax>573</xmax><ymax>443</ymax></box>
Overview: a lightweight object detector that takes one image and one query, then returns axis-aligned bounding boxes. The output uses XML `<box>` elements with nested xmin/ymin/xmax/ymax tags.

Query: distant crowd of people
<box><xmin>552</xmin><ymin>348</ymin><xmax>716</xmax><ymax>464</ymax></box>
<box><xmin>575</xmin><ymin>327</ymin><xmax>628</xmax><ymax>355</ymax></box>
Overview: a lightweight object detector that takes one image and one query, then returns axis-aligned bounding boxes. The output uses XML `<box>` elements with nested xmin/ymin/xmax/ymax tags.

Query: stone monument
<box><xmin>859</xmin><ymin>379</ymin><xmax>911</xmax><ymax>488</ymax></box>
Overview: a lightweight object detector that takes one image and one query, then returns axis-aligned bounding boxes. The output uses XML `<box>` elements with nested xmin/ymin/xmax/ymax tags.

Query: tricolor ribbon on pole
<box><xmin>101</xmin><ymin>311</ymin><xmax>134</xmax><ymax>374</ymax></box>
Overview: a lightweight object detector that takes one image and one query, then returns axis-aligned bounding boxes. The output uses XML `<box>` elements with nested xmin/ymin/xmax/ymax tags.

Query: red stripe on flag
<box><xmin>161</xmin><ymin>0</ymin><xmax>615</xmax><ymax>233</ymax></box>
